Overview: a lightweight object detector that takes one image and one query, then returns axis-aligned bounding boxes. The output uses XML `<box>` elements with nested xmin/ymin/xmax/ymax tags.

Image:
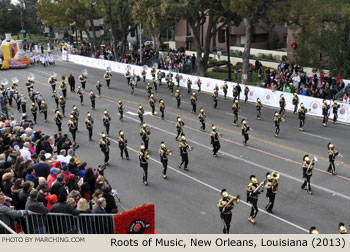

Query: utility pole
<box><xmin>226</xmin><ymin>25</ymin><xmax>231</xmax><ymax>81</ymax></box>
<box><xmin>139</xmin><ymin>23</ymin><xmax>142</xmax><ymax>65</ymax></box>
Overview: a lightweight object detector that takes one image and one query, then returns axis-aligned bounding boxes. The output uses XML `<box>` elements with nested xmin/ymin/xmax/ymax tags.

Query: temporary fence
<box><xmin>0</xmin><ymin>212</ymin><xmax>115</xmax><ymax>234</ymax></box>
<box><xmin>67</xmin><ymin>54</ymin><xmax>350</xmax><ymax>123</ymax></box>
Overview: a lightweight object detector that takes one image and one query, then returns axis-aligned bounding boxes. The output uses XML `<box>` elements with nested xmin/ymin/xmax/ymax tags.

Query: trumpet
<box><xmin>188</xmin><ymin>145</ymin><xmax>193</xmax><ymax>151</ymax></box>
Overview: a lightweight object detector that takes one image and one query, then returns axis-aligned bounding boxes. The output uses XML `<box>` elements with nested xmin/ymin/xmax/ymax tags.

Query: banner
<box><xmin>67</xmin><ymin>54</ymin><xmax>350</xmax><ymax>123</ymax></box>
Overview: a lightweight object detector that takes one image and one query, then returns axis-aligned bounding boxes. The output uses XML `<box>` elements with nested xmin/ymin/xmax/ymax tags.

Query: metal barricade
<box><xmin>0</xmin><ymin>213</ymin><xmax>26</xmax><ymax>234</ymax></box>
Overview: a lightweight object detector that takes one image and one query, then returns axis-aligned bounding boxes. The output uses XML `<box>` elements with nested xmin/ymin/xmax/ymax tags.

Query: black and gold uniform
<box><xmin>59</xmin><ymin>96</ymin><xmax>66</xmax><ymax>117</ymax></box>
<box><xmin>301</xmin><ymin>155</ymin><xmax>315</xmax><ymax>194</ymax></box>
<box><xmin>217</xmin><ymin>190</ymin><xmax>239</xmax><ymax>234</ymax></box>
<box><xmin>298</xmin><ymin>103</ymin><xmax>308</xmax><ymax>131</ymax></box>
<box><xmin>34</xmin><ymin>91</ymin><xmax>42</xmax><ymax>108</ymax></box>
<box><xmin>175</xmin><ymin>73</ymin><xmax>180</xmax><ymax>87</ymax></box>
<box><xmin>246</xmin><ymin>175</ymin><xmax>262</xmax><ymax>224</ymax></box>
<box><xmin>265</xmin><ymin>172</ymin><xmax>279</xmax><ymax>213</ymax></box>
<box><xmin>292</xmin><ymin>93</ymin><xmax>299</xmax><ymax>114</ymax></box>
<box><xmin>187</xmin><ymin>78</ymin><xmax>192</xmax><ymax>94</ymax></box>
<box><xmin>232</xmin><ymin>99</ymin><xmax>240</xmax><ymax>126</ymax></box>
<box><xmin>178</xmin><ymin>136</ymin><xmax>192</xmax><ymax>171</ymax></box>
<box><xmin>256</xmin><ymin>98</ymin><xmax>263</xmax><ymax>120</ymax></box>
<box><xmin>26</xmin><ymin>79</ymin><xmax>34</xmax><ymax>93</ymax></box>
<box><xmin>54</xmin><ymin>109</ymin><xmax>63</xmax><ymax>132</ymax></box>
<box><xmin>244</xmin><ymin>85</ymin><xmax>249</xmax><ymax>103</ymax></box>
<box><xmin>138</xmin><ymin>144</ymin><xmax>150</xmax><ymax>185</ymax></box>
<box><xmin>71</xmin><ymin>105</ymin><xmax>79</xmax><ymax>132</ymax></box>
<box><xmin>137</xmin><ymin>105</ymin><xmax>144</xmax><ymax>125</ymax></box>
<box><xmin>141</xmin><ymin>69</ymin><xmax>146</xmax><ymax>83</ymax></box>
<box><xmin>309</xmin><ymin>227</ymin><xmax>320</xmax><ymax>234</ymax></box>
<box><xmin>190</xmin><ymin>92</ymin><xmax>197</xmax><ymax>113</ymax></box>
<box><xmin>241</xmin><ymin>119</ymin><xmax>251</xmax><ymax>145</ymax></box>
<box><xmin>125</xmin><ymin>70</ymin><xmax>131</xmax><ymax>85</ymax></box>
<box><xmin>327</xmin><ymin>143</ymin><xmax>342</xmax><ymax>175</ymax></box>
<box><xmin>149</xmin><ymin>94</ymin><xmax>155</xmax><ymax>115</ymax></box>
<box><xmin>168</xmin><ymin>79</ymin><xmax>174</xmax><ymax>95</ymax></box>
<box><xmin>232</xmin><ymin>85</ymin><xmax>239</xmax><ymax>100</ymax></box>
<box><xmin>89</xmin><ymin>91</ymin><xmax>96</xmax><ymax>110</ymax></box>
<box><xmin>274</xmin><ymin>112</ymin><xmax>281</xmax><ymax>137</ymax></box>
<box><xmin>59</xmin><ymin>76</ymin><xmax>67</xmax><ymax>98</ymax></box>
<box><xmin>157</xmin><ymin>70</ymin><xmax>162</xmax><ymax>85</ymax></box>
<box><xmin>85</xmin><ymin>112</ymin><xmax>94</xmax><ymax>141</ymax></box>
<box><xmin>30</xmin><ymin>102</ymin><xmax>38</xmax><ymax>123</ymax></box>
<box><xmin>279</xmin><ymin>94</ymin><xmax>286</xmax><ymax>121</ymax></box>
<box><xmin>322</xmin><ymin>100</ymin><xmax>330</xmax><ymax>127</ymax></box>
<box><xmin>196</xmin><ymin>77</ymin><xmax>201</xmax><ymax>93</ymax></box>
<box><xmin>158</xmin><ymin>142</ymin><xmax>172</xmax><ymax>178</ymax></box>
<box><xmin>52</xmin><ymin>90</ymin><xmax>59</xmax><ymax>108</ymax></box>
<box><xmin>102</xmin><ymin>110</ymin><xmax>111</xmax><ymax>135</ymax></box>
<box><xmin>152</xmin><ymin>77</ymin><xmax>158</xmax><ymax>93</ymax></box>
<box><xmin>96</xmin><ymin>80</ymin><xmax>102</xmax><ymax>97</ymax></box>
<box><xmin>117</xmin><ymin>131</ymin><xmax>129</xmax><ymax>160</ymax></box>
<box><xmin>222</xmin><ymin>82</ymin><xmax>228</xmax><ymax>99</ymax></box>
<box><xmin>48</xmin><ymin>75</ymin><xmax>57</xmax><ymax>92</ymax></box>
<box><xmin>159</xmin><ymin>99</ymin><xmax>165</xmax><ymax>120</ymax></box>
<box><xmin>332</xmin><ymin>100</ymin><xmax>340</xmax><ymax>123</ymax></box>
<box><xmin>198</xmin><ymin>108</ymin><xmax>206</xmax><ymax>131</ymax></box>
<box><xmin>150</xmin><ymin>66</ymin><xmax>156</xmax><ymax>79</ymax></box>
<box><xmin>210</xmin><ymin>125</ymin><xmax>221</xmax><ymax>156</ymax></box>
<box><xmin>99</xmin><ymin>133</ymin><xmax>110</xmax><ymax>165</ymax></box>
<box><xmin>68</xmin><ymin>115</ymin><xmax>78</xmax><ymax>144</ymax></box>
<box><xmin>104</xmin><ymin>70</ymin><xmax>112</xmax><ymax>88</ymax></box>
<box><xmin>139</xmin><ymin>123</ymin><xmax>151</xmax><ymax>150</ymax></box>
<box><xmin>130</xmin><ymin>77</ymin><xmax>136</xmax><ymax>94</ymax></box>
<box><xmin>175</xmin><ymin>117</ymin><xmax>185</xmax><ymax>141</ymax></box>
<box><xmin>79</xmin><ymin>74</ymin><xmax>87</xmax><ymax>90</ymax></box>
<box><xmin>175</xmin><ymin>89</ymin><xmax>181</xmax><ymax>108</ymax></box>
<box><xmin>118</xmin><ymin>100</ymin><xmax>124</xmax><ymax>121</ymax></box>
<box><xmin>20</xmin><ymin>94</ymin><xmax>27</xmax><ymax>114</ymax></box>
<box><xmin>212</xmin><ymin>89</ymin><xmax>218</xmax><ymax>109</ymax></box>
<box><xmin>146</xmin><ymin>83</ymin><xmax>152</xmax><ymax>97</ymax></box>
<box><xmin>77</xmin><ymin>86</ymin><xmax>83</xmax><ymax>105</ymax></box>
<box><xmin>40</xmin><ymin>100</ymin><xmax>48</xmax><ymax>122</ymax></box>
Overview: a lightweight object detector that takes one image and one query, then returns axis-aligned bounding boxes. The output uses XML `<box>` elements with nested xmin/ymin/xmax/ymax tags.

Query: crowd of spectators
<box><xmin>0</xmin><ymin>116</ymin><xmax>118</xmax><ymax>234</ymax></box>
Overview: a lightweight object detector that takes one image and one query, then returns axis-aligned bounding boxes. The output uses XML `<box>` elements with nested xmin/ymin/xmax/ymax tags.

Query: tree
<box><xmin>0</xmin><ymin>0</ymin><xmax>23</xmax><ymax>36</ymax></box>
<box><xmin>163</xmin><ymin>0</ymin><xmax>237</xmax><ymax>76</ymax></box>
<box><xmin>223</xmin><ymin>0</ymin><xmax>287</xmax><ymax>84</ymax></box>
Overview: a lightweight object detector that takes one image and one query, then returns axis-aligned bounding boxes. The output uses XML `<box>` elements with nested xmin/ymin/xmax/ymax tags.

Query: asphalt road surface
<box><xmin>2</xmin><ymin>55</ymin><xmax>350</xmax><ymax>234</ymax></box>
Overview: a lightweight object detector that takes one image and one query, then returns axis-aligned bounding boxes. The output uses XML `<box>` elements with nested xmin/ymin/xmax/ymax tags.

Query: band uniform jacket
<box><xmin>30</xmin><ymin>104</ymin><xmax>37</xmax><ymax>113</ymax></box>
<box><xmin>26</xmin><ymin>80</ymin><xmax>34</xmax><ymax>88</ymax></box>
<box><xmin>54</xmin><ymin>112</ymin><xmax>63</xmax><ymax>124</ymax></box>
<box><xmin>79</xmin><ymin>75</ymin><xmax>87</xmax><ymax>83</ymax></box>
<box><xmin>90</xmin><ymin>92</ymin><xmax>96</xmax><ymax>101</ymax></box>
<box><xmin>159</xmin><ymin>148</ymin><xmax>169</xmax><ymax>162</ymax></box>
<box><xmin>298</xmin><ymin>107</ymin><xmax>307</xmax><ymax>120</ymax></box>
<box><xmin>68</xmin><ymin>119</ymin><xmax>77</xmax><ymax>132</ymax></box>
<box><xmin>149</xmin><ymin>97</ymin><xmax>155</xmax><ymax>107</ymax></box>
<box><xmin>266</xmin><ymin>181</ymin><xmax>279</xmax><ymax>197</ymax></box>
<box><xmin>118</xmin><ymin>103</ymin><xmax>124</xmax><ymax>113</ymax></box>
<box><xmin>103</xmin><ymin>113</ymin><xmax>111</xmax><ymax>126</ymax></box>
<box><xmin>222</xmin><ymin>83</ymin><xmax>228</xmax><ymax>93</ymax></box>
<box><xmin>217</xmin><ymin>197</ymin><xmax>234</xmax><ymax>215</ymax></box>
<box><xmin>48</xmin><ymin>77</ymin><xmax>56</xmax><ymax>86</ymax></box>
<box><xmin>40</xmin><ymin>102</ymin><xmax>47</xmax><ymax>113</ymax></box>
<box><xmin>99</xmin><ymin>138</ymin><xmax>110</xmax><ymax>152</ymax></box>
<box><xmin>190</xmin><ymin>94</ymin><xmax>197</xmax><ymax>105</ymax></box>
<box><xmin>138</xmin><ymin>150</ymin><xmax>148</xmax><ymax>165</ymax></box>
<box><xmin>232</xmin><ymin>86</ymin><xmax>238</xmax><ymax>97</ymax></box>
<box><xmin>72</xmin><ymin>110</ymin><xmax>79</xmax><ymax>121</ymax></box>
<box><xmin>241</xmin><ymin>124</ymin><xmax>250</xmax><ymax>136</ymax></box>
<box><xmin>179</xmin><ymin>141</ymin><xmax>190</xmax><ymax>155</ymax></box>
<box><xmin>85</xmin><ymin>117</ymin><xmax>94</xmax><ymax>129</ymax></box>
<box><xmin>140</xmin><ymin>127</ymin><xmax>150</xmax><ymax>141</ymax></box>
<box><xmin>322</xmin><ymin>103</ymin><xmax>330</xmax><ymax>116</ymax></box>
<box><xmin>244</xmin><ymin>86</ymin><xmax>249</xmax><ymax>96</ymax></box>
<box><xmin>160</xmin><ymin>101</ymin><xmax>165</xmax><ymax>113</ymax></box>
<box><xmin>198</xmin><ymin>111</ymin><xmax>206</xmax><ymax>122</ymax></box>
<box><xmin>246</xmin><ymin>182</ymin><xmax>260</xmax><ymax>202</ymax></box>
<box><xmin>256</xmin><ymin>100</ymin><xmax>263</xmax><ymax>111</ymax></box>
<box><xmin>292</xmin><ymin>95</ymin><xmax>299</xmax><ymax>106</ymax></box>
<box><xmin>175</xmin><ymin>92</ymin><xmax>182</xmax><ymax>100</ymax></box>
<box><xmin>302</xmin><ymin>160</ymin><xmax>314</xmax><ymax>178</ymax></box>
<box><xmin>137</xmin><ymin>107</ymin><xmax>144</xmax><ymax>117</ymax></box>
<box><xmin>232</xmin><ymin>103</ymin><xmax>240</xmax><ymax>115</ymax></box>
<box><xmin>328</xmin><ymin>149</ymin><xmax>339</xmax><ymax>162</ymax></box>
<box><xmin>59</xmin><ymin>97</ymin><xmax>65</xmax><ymax>107</ymax></box>
<box><xmin>279</xmin><ymin>97</ymin><xmax>286</xmax><ymax>108</ymax></box>
<box><xmin>332</xmin><ymin>103</ymin><xmax>340</xmax><ymax>114</ymax></box>
<box><xmin>59</xmin><ymin>81</ymin><xmax>67</xmax><ymax>91</ymax></box>
<box><xmin>176</xmin><ymin>121</ymin><xmax>184</xmax><ymax>134</ymax></box>
<box><xmin>104</xmin><ymin>72</ymin><xmax>112</xmax><ymax>80</ymax></box>
<box><xmin>210</xmin><ymin>131</ymin><xmax>220</xmax><ymax>145</ymax></box>
<box><xmin>117</xmin><ymin>136</ymin><xmax>127</xmax><ymax>149</ymax></box>
<box><xmin>212</xmin><ymin>91</ymin><xmax>218</xmax><ymax>101</ymax></box>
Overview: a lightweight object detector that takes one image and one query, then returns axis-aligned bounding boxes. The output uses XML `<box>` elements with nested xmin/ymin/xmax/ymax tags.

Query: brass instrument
<box><xmin>218</xmin><ymin>132</ymin><xmax>223</xmax><ymax>138</ymax></box>
<box><xmin>188</xmin><ymin>145</ymin><xmax>193</xmax><ymax>151</ymax></box>
<box><xmin>222</xmin><ymin>195</ymin><xmax>240</xmax><ymax>211</ymax></box>
<box><xmin>145</xmin><ymin>150</ymin><xmax>150</xmax><ymax>159</ymax></box>
<box><xmin>167</xmin><ymin>150</ymin><xmax>173</xmax><ymax>156</ymax></box>
<box><xmin>253</xmin><ymin>181</ymin><xmax>266</xmax><ymax>193</ymax></box>
<box><xmin>306</xmin><ymin>156</ymin><xmax>317</xmax><ymax>175</ymax></box>
<box><xmin>338</xmin><ymin>153</ymin><xmax>344</xmax><ymax>158</ymax></box>
<box><xmin>272</xmin><ymin>171</ymin><xmax>280</xmax><ymax>181</ymax></box>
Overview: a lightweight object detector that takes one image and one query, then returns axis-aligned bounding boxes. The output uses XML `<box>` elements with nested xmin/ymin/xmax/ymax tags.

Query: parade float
<box><xmin>0</xmin><ymin>33</ymin><xmax>30</xmax><ymax>70</ymax></box>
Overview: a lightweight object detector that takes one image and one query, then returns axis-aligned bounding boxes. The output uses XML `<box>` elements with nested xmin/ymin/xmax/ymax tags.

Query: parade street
<box><xmin>2</xmin><ymin>57</ymin><xmax>349</xmax><ymax>234</ymax></box>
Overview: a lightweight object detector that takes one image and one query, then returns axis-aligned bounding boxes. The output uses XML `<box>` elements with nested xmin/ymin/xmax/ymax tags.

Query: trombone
<box><xmin>222</xmin><ymin>195</ymin><xmax>240</xmax><ymax>211</ymax></box>
<box><xmin>306</xmin><ymin>156</ymin><xmax>318</xmax><ymax>175</ymax></box>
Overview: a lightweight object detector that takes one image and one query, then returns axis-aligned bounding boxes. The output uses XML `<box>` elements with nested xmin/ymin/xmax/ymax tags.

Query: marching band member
<box><xmin>256</xmin><ymin>98</ymin><xmax>263</xmax><ymax>120</ymax></box>
<box><xmin>139</xmin><ymin>123</ymin><xmax>151</xmax><ymax>150</ymax></box>
<box><xmin>146</xmin><ymin>82</ymin><xmax>152</xmax><ymax>97</ymax></box>
<box><xmin>77</xmin><ymin>86</ymin><xmax>83</xmax><ymax>105</ymax></box>
<box><xmin>279</xmin><ymin>94</ymin><xmax>286</xmax><ymax>121</ymax></box>
<box><xmin>190</xmin><ymin>92</ymin><xmax>197</xmax><ymax>113</ymax></box>
<box><xmin>301</xmin><ymin>155</ymin><xmax>315</xmax><ymax>195</ymax></box>
<box><xmin>102</xmin><ymin>110</ymin><xmax>111</xmax><ymax>135</ymax></box>
<box><xmin>332</xmin><ymin>100</ymin><xmax>340</xmax><ymax>124</ymax></box>
<box><xmin>322</xmin><ymin>99</ymin><xmax>330</xmax><ymax>127</ymax></box>
<box><xmin>178</xmin><ymin>136</ymin><xmax>191</xmax><ymax>171</ymax></box>
<box><xmin>222</xmin><ymin>82</ymin><xmax>228</xmax><ymax>99</ymax></box>
<box><xmin>198</xmin><ymin>108</ymin><xmax>206</xmax><ymax>131</ymax></box>
<box><xmin>40</xmin><ymin>100</ymin><xmax>48</xmax><ymax>122</ymax></box>
<box><xmin>327</xmin><ymin>143</ymin><xmax>342</xmax><ymax>175</ymax></box>
<box><xmin>241</xmin><ymin>119</ymin><xmax>251</xmax><ymax>145</ymax></box>
<box><xmin>117</xmin><ymin>131</ymin><xmax>129</xmax><ymax>160</ymax></box>
<box><xmin>68</xmin><ymin>115</ymin><xmax>78</xmax><ymax>144</ymax></box>
<box><xmin>52</xmin><ymin>90</ymin><xmax>59</xmax><ymax>108</ymax></box>
<box><xmin>150</xmin><ymin>66</ymin><xmax>156</xmax><ymax>79</ymax></box>
<box><xmin>246</xmin><ymin>175</ymin><xmax>262</xmax><ymax>224</ymax></box>
<box><xmin>141</xmin><ymin>69</ymin><xmax>146</xmax><ymax>83</ymax></box>
<box><xmin>196</xmin><ymin>77</ymin><xmax>201</xmax><ymax>93</ymax></box>
<box><xmin>59</xmin><ymin>76</ymin><xmax>67</xmax><ymax>98</ymax></box>
<box><xmin>118</xmin><ymin>100</ymin><xmax>124</xmax><ymax>121</ymax></box>
<box><xmin>217</xmin><ymin>189</ymin><xmax>240</xmax><ymax>234</ymax></box>
<box><xmin>210</xmin><ymin>125</ymin><xmax>221</xmax><ymax>157</ymax></box>
<box><xmin>175</xmin><ymin>117</ymin><xmax>185</xmax><ymax>141</ymax></box>
<box><xmin>137</xmin><ymin>104</ymin><xmax>144</xmax><ymax>125</ymax></box>
<box><xmin>232</xmin><ymin>99</ymin><xmax>240</xmax><ymax>126</ymax></box>
<box><xmin>309</xmin><ymin>227</ymin><xmax>319</xmax><ymax>234</ymax></box>
<box><xmin>125</xmin><ymin>69</ymin><xmax>131</xmax><ymax>85</ymax></box>
<box><xmin>175</xmin><ymin>89</ymin><xmax>182</xmax><ymax>108</ymax></box>
<box><xmin>265</xmin><ymin>172</ymin><xmax>279</xmax><ymax>213</ymax></box>
<box><xmin>187</xmin><ymin>78</ymin><xmax>192</xmax><ymax>94</ymax></box>
<box><xmin>59</xmin><ymin>95</ymin><xmax>65</xmax><ymax>117</ymax></box>
<box><xmin>149</xmin><ymin>93</ymin><xmax>155</xmax><ymax>115</ymax></box>
<box><xmin>159</xmin><ymin>99</ymin><xmax>165</xmax><ymax>120</ymax></box>
<box><xmin>79</xmin><ymin>73</ymin><xmax>87</xmax><ymax>90</ymax></box>
<box><xmin>244</xmin><ymin>85</ymin><xmax>249</xmax><ymax>103</ymax></box>
<box><xmin>30</xmin><ymin>102</ymin><xmax>37</xmax><ymax>124</ymax></box>
<box><xmin>85</xmin><ymin>112</ymin><xmax>94</xmax><ymax>141</ymax></box>
<box><xmin>292</xmin><ymin>93</ymin><xmax>299</xmax><ymax>114</ymax></box>
<box><xmin>152</xmin><ymin>77</ymin><xmax>158</xmax><ymax>93</ymax></box>
<box><xmin>54</xmin><ymin>109</ymin><xmax>63</xmax><ymax>132</ymax></box>
<box><xmin>138</xmin><ymin>143</ymin><xmax>150</xmax><ymax>185</ymax></box>
<box><xmin>89</xmin><ymin>91</ymin><xmax>96</xmax><ymax>110</ymax></box>
<box><xmin>338</xmin><ymin>223</ymin><xmax>348</xmax><ymax>234</ymax></box>
<box><xmin>48</xmin><ymin>74</ymin><xmax>57</xmax><ymax>92</ymax></box>
<box><xmin>158</xmin><ymin>142</ymin><xmax>172</xmax><ymax>179</ymax></box>
<box><xmin>71</xmin><ymin>105</ymin><xmax>79</xmax><ymax>132</ymax></box>
<box><xmin>212</xmin><ymin>89</ymin><xmax>218</xmax><ymax>109</ymax></box>
<box><xmin>104</xmin><ymin>69</ymin><xmax>112</xmax><ymax>88</ymax></box>
<box><xmin>274</xmin><ymin>111</ymin><xmax>281</xmax><ymax>137</ymax></box>
<box><xmin>96</xmin><ymin>80</ymin><xmax>102</xmax><ymax>97</ymax></box>
<box><xmin>99</xmin><ymin>133</ymin><xmax>110</xmax><ymax>165</ymax></box>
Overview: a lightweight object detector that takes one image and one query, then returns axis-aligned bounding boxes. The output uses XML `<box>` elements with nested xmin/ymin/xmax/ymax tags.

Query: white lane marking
<box><xmin>301</xmin><ymin>132</ymin><xmax>333</xmax><ymax>141</ymax></box>
<box><xmin>126</xmin><ymin>111</ymin><xmax>157</xmax><ymax>116</ymax></box>
<box><xmin>225</xmin><ymin>112</ymin><xmax>247</xmax><ymax>119</ymax></box>
<box><xmin>122</xmin><ymin>114</ymin><xmax>350</xmax><ymax>202</ymax></box>
<box><xmin>101</xmin><ymin>133</ymin><xmax>309</xmax><ymax>233</ymax></box>
<box><xmin>173</xmin><ymin>99</ymin><xmax>190</xmax><ymax>104</ymax></box>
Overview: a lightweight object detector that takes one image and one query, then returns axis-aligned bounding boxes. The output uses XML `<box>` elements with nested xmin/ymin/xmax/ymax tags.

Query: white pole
<box><xmin>139</xmin><ymin>24</ymin><xmax>142</xmax><ymax>64</ymax></box>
